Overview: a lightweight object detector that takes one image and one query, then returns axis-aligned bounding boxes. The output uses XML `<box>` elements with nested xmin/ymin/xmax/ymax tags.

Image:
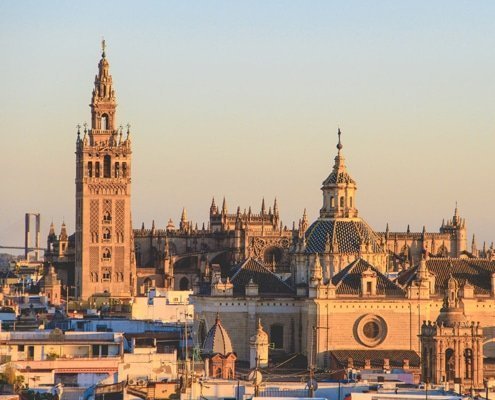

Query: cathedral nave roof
<box><xmin>229</xmin><ymin>258</ymin><xmax>295</xmax><ymax>297</ymax></box>
<box><xmin>397</xmin><ymin>258</ymin><xmax>495</xmax><ymax>295</ymax></box>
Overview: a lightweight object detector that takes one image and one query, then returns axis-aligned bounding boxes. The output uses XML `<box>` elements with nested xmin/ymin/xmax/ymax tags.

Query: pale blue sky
<box><xmin>1</xmin><ymin>1</ymin><xmax>495</xmax><ymax>252</ymax></box>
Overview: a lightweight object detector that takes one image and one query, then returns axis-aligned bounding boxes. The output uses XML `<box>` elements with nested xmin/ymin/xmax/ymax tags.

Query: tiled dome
<box><xmin>202</xmin><ymin>314</ymin><xmax>233</xmax><ymax>355</ymax></box>
<box><xmin>305</xmin><ymin>219</ymin><xmax>384</xmax><ymax>254</ymax></box>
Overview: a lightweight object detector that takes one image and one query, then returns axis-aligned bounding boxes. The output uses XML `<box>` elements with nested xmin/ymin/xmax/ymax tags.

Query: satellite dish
<box><xmin>306</xmin><ymin>379</ymin><xmax>318</xmax><ymax>391</ymax></box>
<box><xmin>248</xmin><ymin>370</ymin><xmax>263</xmax><ymax>386</ymax></box>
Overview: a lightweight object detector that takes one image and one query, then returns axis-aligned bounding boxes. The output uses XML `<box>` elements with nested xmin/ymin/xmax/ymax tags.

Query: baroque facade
<box><xmin>191</xmin><ymin>133</ymin><xmax>495</xmax><ymax>389</ymax></box>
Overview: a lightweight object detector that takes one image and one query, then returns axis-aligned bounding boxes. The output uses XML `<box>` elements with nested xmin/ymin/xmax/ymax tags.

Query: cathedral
<box><xmin>44</xmin><ymin>44</ymin><xmax>495</xmax><ymax>388</ymax></box>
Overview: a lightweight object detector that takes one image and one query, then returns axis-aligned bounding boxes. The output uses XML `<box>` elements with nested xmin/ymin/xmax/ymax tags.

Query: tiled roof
<box><xmin>305</xmin><ymin>219</ymin><xmax>384</xmax><ymax>254</ymax></box>
<box><xmin>397</xmin><ymin>258</ymin><xmax>495</xmax><ymax>295</ymax></box>
<box><xmin>330</xmin><ymin>349</ymin><xmax>420</xmax><ymax>369</ymax></box>
<box><xmin>322</xmin><ymin>170</ymin><xmax>356</xmax><ymax>185</ymax></box>
<box><xmin>230</xmin><ymin>258</ymin><xmax>295</xmax><ymax>296</ymax></box>
<box><xmin>202</xmin><ymin>315</ymin><xmax>233</xmax><ymax>356</ymax></box>
<box><xmin>331</xmin><ymin>259</ymin><xmax>406</xmax><ymax>297</ymax></box>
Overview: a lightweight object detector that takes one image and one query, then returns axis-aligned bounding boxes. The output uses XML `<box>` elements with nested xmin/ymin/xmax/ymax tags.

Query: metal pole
<box><xmin>25</xmin><ymin>213</ymin><xmax>30</xmax><ymax>260</ymax></box>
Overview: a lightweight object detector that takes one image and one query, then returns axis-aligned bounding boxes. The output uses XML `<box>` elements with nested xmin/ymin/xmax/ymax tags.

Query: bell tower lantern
<box><xmin>320</xmin><ymin>129</ymin><xmax>358</xmax><ymax>219</ymax></box>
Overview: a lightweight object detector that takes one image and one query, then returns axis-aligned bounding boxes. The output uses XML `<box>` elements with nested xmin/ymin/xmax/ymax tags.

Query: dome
<box><xmin>437</xmin><ymin>307</ymin><xmax>467</xmax><ymax>327</ymax></box>
<box><xmin>202</xmin><ymin>314</ymin><xmax>233</xmax><ymax>355</ymax></box>
<box><xmin>305</xmin><ymin>219</ymin><xmax>384</xmax><ymax>254</ymax></box>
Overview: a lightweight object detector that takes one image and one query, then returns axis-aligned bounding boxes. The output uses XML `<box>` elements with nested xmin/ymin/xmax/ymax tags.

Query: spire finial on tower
<box><xmin>101</xmin><ymin>38</ymin><xmax>106</xmax><ymax>58</ymax></box>
<box><xmin>336</xmin><ymin>127</ymin><xmax>343</xmax><ymax>151</ymax></box>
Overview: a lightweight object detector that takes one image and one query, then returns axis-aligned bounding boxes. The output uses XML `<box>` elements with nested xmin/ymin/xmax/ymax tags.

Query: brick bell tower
<box><xmin>75</xmin><ymin>41</ymin><xmax>136</xmax><ymax>300</ymax></box>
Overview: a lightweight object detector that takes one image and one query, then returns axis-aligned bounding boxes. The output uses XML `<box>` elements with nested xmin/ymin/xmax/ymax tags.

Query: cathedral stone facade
<box><xmin>41</xmin><ymin>46</ymin><xmax>495</xmax><ymax>387</ymax></box>
<box><xmin>74</xmin><ymin>43</ymin><xmax>136</xmax><ymax>300</ymax></box>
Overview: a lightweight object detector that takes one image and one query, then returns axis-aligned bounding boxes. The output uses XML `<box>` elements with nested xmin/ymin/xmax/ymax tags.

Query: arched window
<box><xmin>103</xmin><ymin>228</ymin><xmax>111</xmax><ymax>241</ymax></box>
<box><xmin>115</xmin><ymin>162</ymin><xmax>120</xmax><ymax>178</ymax></box>
<box><xmin>122</xmin><ymin>162</ymin><xmax>128</xmax><ymax>177</ymax></box>
<box><xmin>102</xmin><ymin>248</ymin><xmax>111</xmax><ymax>260</ymax></box>
<box><xmin>340</xmin><ymin>196</ymin><xmax>345</xmax><ymax>208</ymax></box>
<box><xmin>179</xmin><ymin>277</ymin><xmax>189</xmax><ymax>290</ymax></box>
<box><xmin>103</xmin><ymin>155</ymin><xmax>111</xmax><ymax>178</ymax></box>
<box><xmin>464</xmin><ymin>348</ymin><xmax>473</xmax><ymax>379</ymax></box>
<box><xmin>445</xmin><ymin>348</ymin><xmax>455</xmax><ymax>381</ymax></box>
<box><xmin>103</xmin><ymin>211</ymin><xmax>112</xmax><ymax>222</ymax></box>
<box><xmin>88</xmin><ymin>162</ymin><xmax>93</xmax><ymax>178</ymax></box>
<box><xmin>330</xmin><ymin>196</ymin><xmax>335</xmax><ymax>207</ymax></box>
<box><xmin>95</xmin><ymin>162</ymin><xmax>100</xmax><ymax>178</ymax></box>
<box><xmin>101</xmin><ymin>114</ymin><xmax>109</xmax><ymax>130</ymax></box>
<box><xmin>102</xmin><ymin>270</ymin><xmax>111</xmax><ymax>281</ymax></box>
<box><xmin>215</xmin><ymin>368</ymin><xmax>222</xmax><ymax>378</ymax></box>
<box><xmin>270</xmin><ymin>324</ymin><xmax>284</xmax><ymax>349</ymax></box>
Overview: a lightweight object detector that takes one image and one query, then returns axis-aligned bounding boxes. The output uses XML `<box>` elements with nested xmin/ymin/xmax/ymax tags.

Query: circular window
<box><xmin>363</xmin><ymin>321</ymin><xmax>380</xmax><ymax>339</ymax></box>
<box><xmin>355</xmin><ymin>314</ymin><xmax>387</xmax><ymax>347</ymax></box>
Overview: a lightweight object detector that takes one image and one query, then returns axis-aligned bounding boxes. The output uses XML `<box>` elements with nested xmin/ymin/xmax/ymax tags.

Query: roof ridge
<box><xmin>333</xmin><ymin>258</ymin><xmax>359</xmax><ymax>289</ymax></box>
<box><xmin>231</xmin><ymin>257</ymin><xmax>294</xmax><ymax>292</ymax></box>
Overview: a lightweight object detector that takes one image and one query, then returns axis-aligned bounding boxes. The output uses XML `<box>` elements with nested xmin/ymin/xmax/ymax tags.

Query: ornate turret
<box><xmin>320</xmin><ymin>129</ymin><xmax>358</xmax><ymax>219</ymax></box>
<box><xmin>436</xmin><ymin>275</ymin><xmax>466</xmax><ymax>327</ymax></box>
<box><xmin>250</xmin><ymin>319</ymin><xmax>269</xmax><ymax>368</ymax></box>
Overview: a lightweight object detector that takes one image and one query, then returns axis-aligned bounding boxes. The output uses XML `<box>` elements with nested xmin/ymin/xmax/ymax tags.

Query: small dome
<box><xmin>437</xmin><ymin>308</ymin><xmax>467</xmax><ymax>327</ymax></box>
<box><xmin>202</xmin><ymin>314</ymin><xmax>233</xmax><ymax>356</ymax></box>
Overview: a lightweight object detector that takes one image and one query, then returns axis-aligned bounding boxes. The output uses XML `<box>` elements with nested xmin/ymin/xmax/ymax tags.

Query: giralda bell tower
<box><xmin>75</xmin><ymin>42</ymin><xmax>135</xmax><ymax>299</ymax></box>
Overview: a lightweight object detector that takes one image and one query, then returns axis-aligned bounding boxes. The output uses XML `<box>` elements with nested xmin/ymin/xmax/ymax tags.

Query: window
<box><xmin>366</xmin><ymin>281</ymin><xmax>372</xmax><ymax>294</ymax></box>
<box><xmin>464</xmin><ymin>348</ymin><xmax>473</xmax><ymax>379</ymax></box>
<box><xmin>103</xmin><ymin>211</ymin><xmax>112</xmax><ymax>222</ymax></box>
<box><xmin>115</xmin><ymin>162</ymin><xmax>120</xmax><ymax>178</ymax></box>
<box><xmin>270</xmin><ymin>324</ymin><xmax>284</xmax><ymax>349</ymax></box>
<box><xmin>102</xmin><ymin>248</ymin><xmax>111</xmax><ymax>260</ymax></box>
<box><xmin>101</xmin><ymin>114</ymin><xmax>109</xmax><ymax>130</ymax></box>
<box><xmin>95</xmin><ymin>162</ymin><xmax>100</xmax><ymax>177</ymax></box>
<box><xmin>340</xmin><ymin>196</ymin><xmax>345</xmax><ymax>208</ymax></box>
<box><xmin>103</xmin><ymin>155</ymin><xmax>111</xmax><ymax>178</ymax></box>
<box><xmin>88</xmin><ymin>162</ymin><xmax>93</xmax><ymax>177</ymax></box>
<box><xmin>330</xmin><ymin>196</ymin><xmax>335</xmax><ymax>207</ymax></box>
<box><xmin>445</xmin><ymin>348</ymin><xmax>455</xmax><ymax>381</ymax></box>
<box><xmin>103</xmin><ymin>228</ymin><xmax>111</xmax><ymax>241</ymax></box>
<box><xmin>350</xmin><ymin>197</ymin><xmax>353</xmax><ymax>207</ymax></box>
<box><xmin>122</xmin><ymin>162</ymin><xmax>128</xmax><ymax>177</ymax></box>
<box><xmin>102</xmin><ymin>270</ymin><xmax>111</xmax><ymax>281</ymax></box>
<box><xmin>179</xmin><ymin>277</ymin><xmax>189</xmax><ymax>290</ymax></box>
